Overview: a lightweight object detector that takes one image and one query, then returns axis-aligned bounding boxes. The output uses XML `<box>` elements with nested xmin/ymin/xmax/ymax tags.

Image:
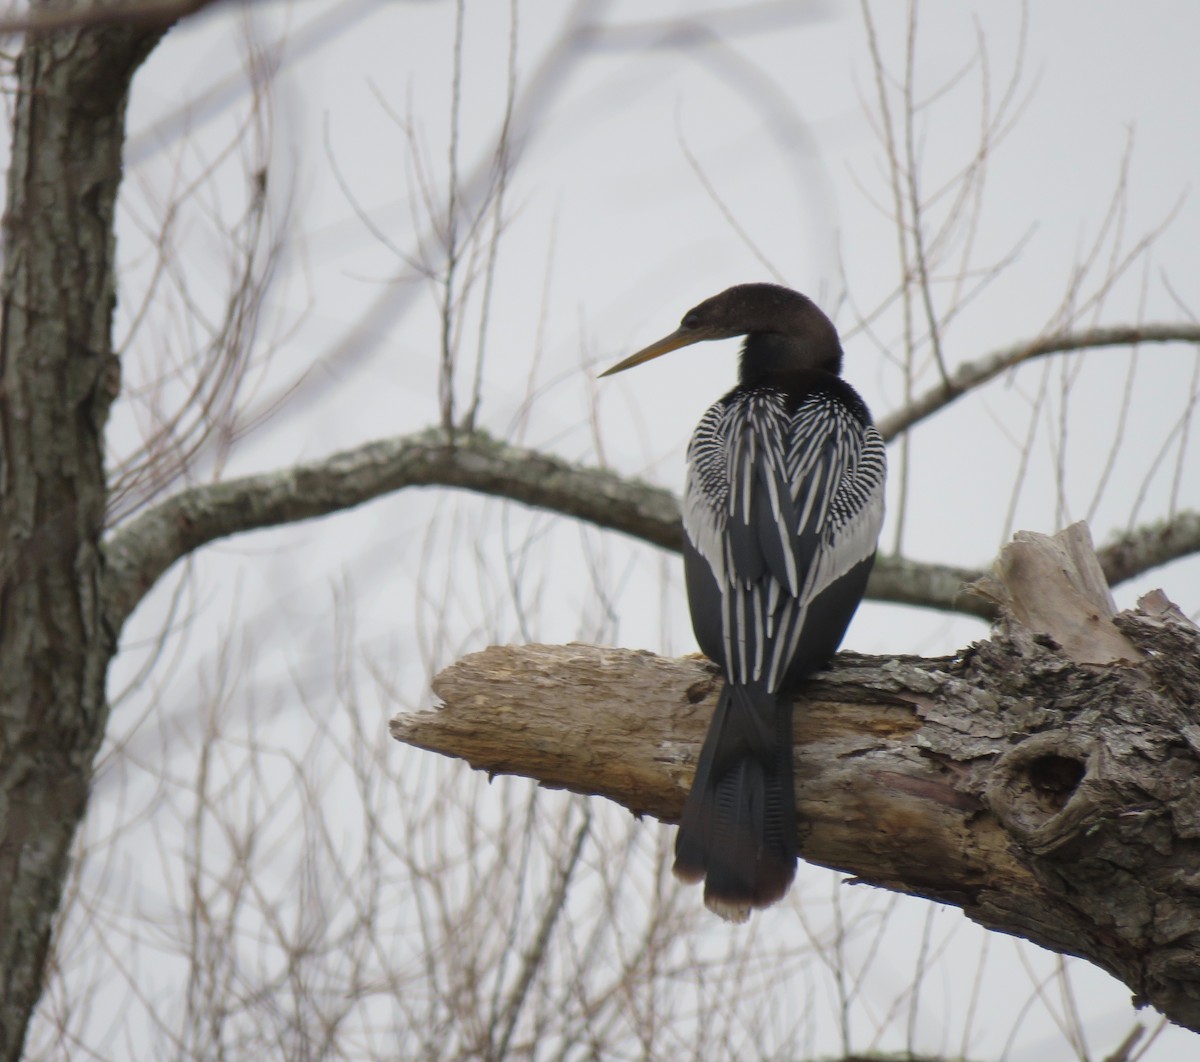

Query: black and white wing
<box><xmin>683</xmin><ymin>386</ymin><xmax>886</xmax><ymax>692</ymax></box>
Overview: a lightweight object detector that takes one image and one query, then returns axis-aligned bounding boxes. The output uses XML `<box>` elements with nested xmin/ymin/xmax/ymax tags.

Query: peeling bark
<box><xmin>393</xmin><ymin>526</ymin><xmax>1200</xmax><ymax>1033</ymax></box>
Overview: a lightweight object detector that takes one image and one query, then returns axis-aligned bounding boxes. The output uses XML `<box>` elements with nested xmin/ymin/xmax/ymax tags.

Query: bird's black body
<box><xmin>600</xmin><ymin>283</ymin><xmax>886</xmax><ymax>920</ymax></box>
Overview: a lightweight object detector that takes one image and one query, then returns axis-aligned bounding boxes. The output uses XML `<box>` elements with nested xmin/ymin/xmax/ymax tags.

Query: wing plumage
<box><xmin>675</xmin><ymin>381</ymin><xmax>885</xmax><ymax>918</ymax></box>
<box><xmin>683</xmin><ymin>386</ymin><xmax>886</xmax><ymax>691</ymax></box>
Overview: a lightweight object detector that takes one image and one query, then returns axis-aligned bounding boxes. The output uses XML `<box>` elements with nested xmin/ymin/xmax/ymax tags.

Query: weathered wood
<box><xmin>972</xmin><ymin>523</ymin><xmax>1142</xmax><ymax>665</ymax></box>
<box><xmin>393</xmin><ymin>525</ymin><xmax>1200</xmax><ymax>1032</ymax></box>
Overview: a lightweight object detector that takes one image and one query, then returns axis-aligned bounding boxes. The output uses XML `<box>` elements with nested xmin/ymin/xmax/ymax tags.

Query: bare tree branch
<box><xmin>104</xmin><ymin>427</ymin><xmax>1200</xmax><ymax>635</ymax></box>
<box><xmin>1101</xmin><ymin>511</ymin><xmax>1200</xmax><ymax>588</ymax></box>
<box><xmin>101</xmin><ymin>427</ymin><xmax>681</xmax><ymax>633</ymax></box>
<box><xmin>866</xmin><ymin>551</ymin><xmax>985</xmax><ymax>618</ymax></box>
<box><xmin>878</xmin><ymin>324</ymin><xmax>1200</xmax><ymax>442</ymax></box>
<box><xmin>392</xmin><ymin>529</ymin><xmax>1200</xmax><ymax>1034</ymax></box>
<box><xmin>101</xmin><ymin>426</ymin><xmax>992</xmax><ymax>634</ymax></box>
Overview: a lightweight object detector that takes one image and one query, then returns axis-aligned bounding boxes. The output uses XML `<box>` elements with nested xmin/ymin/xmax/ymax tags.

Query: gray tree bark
<box><xmin>0</xmin><ymin>13</ymin><xmax>169</xmax><ymax>1060</ymax></box>
<box><xmin>393</xmin><ymin>527</ymin><xmax>1200</xmax><ymax>1035</ymax></box>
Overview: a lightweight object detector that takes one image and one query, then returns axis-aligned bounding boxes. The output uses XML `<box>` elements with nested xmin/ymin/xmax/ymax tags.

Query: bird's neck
<box><xmin>737</xmin><ymin>333</ymin><xmax>844</xmax><ymax>392</ymax></box>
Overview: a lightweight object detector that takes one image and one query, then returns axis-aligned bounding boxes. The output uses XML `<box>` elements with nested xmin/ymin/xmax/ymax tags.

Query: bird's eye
<box><xmin>682</xmin><ymin>312</ymin><xmax>701</xmax><ymax>329</ymax></box>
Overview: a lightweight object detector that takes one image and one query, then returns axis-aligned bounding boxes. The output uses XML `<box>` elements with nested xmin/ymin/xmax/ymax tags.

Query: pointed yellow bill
<box><xmin>598</xmin><ymin>326</ymin><xmax>710</xmax><ymax>378</ymax></box>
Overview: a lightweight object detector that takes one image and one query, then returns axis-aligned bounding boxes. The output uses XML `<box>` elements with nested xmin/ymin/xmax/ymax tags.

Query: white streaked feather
<box><xmin>720</xmin><ymin>590</ymin><xmax>735</xmax><ymax>684</ymax></box>
<box><xmin>751</xmin><ymin>583</ymin><xmax>765</xmax><ymax>680</ymax></box>
<box><xmin>768</xmin><ymin>600</ymin><xmax>810</xmax><ymax>692</ymax></box>
<box><xmin>766</xmin><ymin>579</ymin><xmax>780</xmax><ymax>638</ymax></box>
<box><xmin>682</xmin><ymin>386</ymin><xmax>886</xmax><ymax>691</ymax></box>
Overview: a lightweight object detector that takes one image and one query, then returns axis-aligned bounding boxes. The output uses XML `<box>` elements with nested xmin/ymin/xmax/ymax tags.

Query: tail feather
<box><xmin>673</xmin><ymin>684</ymin><xmax>796</xmax><ymax>920</ymax></box>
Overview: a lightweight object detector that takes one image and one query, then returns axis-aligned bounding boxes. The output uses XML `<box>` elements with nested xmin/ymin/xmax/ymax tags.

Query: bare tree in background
<box><xmin>1</xmin><ymin>2</ymin><xmax>1199</xmax><ymax>1060</ymax></box>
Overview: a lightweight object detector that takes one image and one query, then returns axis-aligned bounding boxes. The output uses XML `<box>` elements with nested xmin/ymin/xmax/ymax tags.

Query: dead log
<box><xmin>391</xmin><ymin>524</ymin><xmax>1200</xmax><ymax>1032</ymax></box>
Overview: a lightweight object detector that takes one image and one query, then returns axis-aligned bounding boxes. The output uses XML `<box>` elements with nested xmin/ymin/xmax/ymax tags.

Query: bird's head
<box><xmin>599</xmin><ymin>283</ymin><xmax>843</xmax><ymax>382</ymax></box>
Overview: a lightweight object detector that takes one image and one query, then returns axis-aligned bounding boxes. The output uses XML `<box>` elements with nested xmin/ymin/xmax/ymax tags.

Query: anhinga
<box><xmin>601</xmin><ymin>283</ymin><xmax>886</xmax><ymax>921</ymax></box>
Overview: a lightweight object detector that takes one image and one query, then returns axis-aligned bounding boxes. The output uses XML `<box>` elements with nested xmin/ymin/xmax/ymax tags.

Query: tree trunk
<box><xmin>392</xmin><ymin>525</ymin><xmax>1200</xmax><ymax>1034</ymax></box>
<box><xmin>0</xmin><ymin>14</ymin><xmax>166</xmax><ymax>1059</ymax></box>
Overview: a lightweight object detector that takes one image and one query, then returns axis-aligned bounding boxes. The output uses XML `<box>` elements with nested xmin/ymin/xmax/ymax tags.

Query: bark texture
<box><xmin>393</xmin><ymin>526</ymin><xmax>1200</xmax><ymax>1033</ymax></box>
<box><xmin>102</xmin><ymin>424</ymin><xmax>1200</xmax><ymax>633</ymax></box>
<box><xmin>0</xmin><ymin>14</ymin><xmax>167</xmax><ymax>1060</ymax></box>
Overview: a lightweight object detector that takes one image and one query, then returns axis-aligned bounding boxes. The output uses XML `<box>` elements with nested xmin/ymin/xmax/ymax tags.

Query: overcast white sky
<box><xmin>78</xmin><ymin>1</ymin><xmax>1200</xmax><ymax>1057</ymax></box>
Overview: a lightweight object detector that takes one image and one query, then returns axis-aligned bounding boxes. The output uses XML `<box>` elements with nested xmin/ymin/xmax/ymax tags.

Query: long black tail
<box><xmin>673</xmin><ymin>683</ymin><xmax>796</xmax><ymax>921</ymax></box>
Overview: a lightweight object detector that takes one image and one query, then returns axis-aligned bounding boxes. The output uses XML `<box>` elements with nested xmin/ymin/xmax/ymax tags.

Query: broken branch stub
<box><xmin>972</xmin><ymin>522</ymin><xmax>1143</xmax><ymax>665</ymax></box>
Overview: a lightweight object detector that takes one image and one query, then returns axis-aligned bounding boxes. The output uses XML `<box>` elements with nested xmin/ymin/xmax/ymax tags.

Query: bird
<box><xmin>600</xmin><ymin>283</ymin><xmax>886</xmax><ymax>921</ymax></box>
